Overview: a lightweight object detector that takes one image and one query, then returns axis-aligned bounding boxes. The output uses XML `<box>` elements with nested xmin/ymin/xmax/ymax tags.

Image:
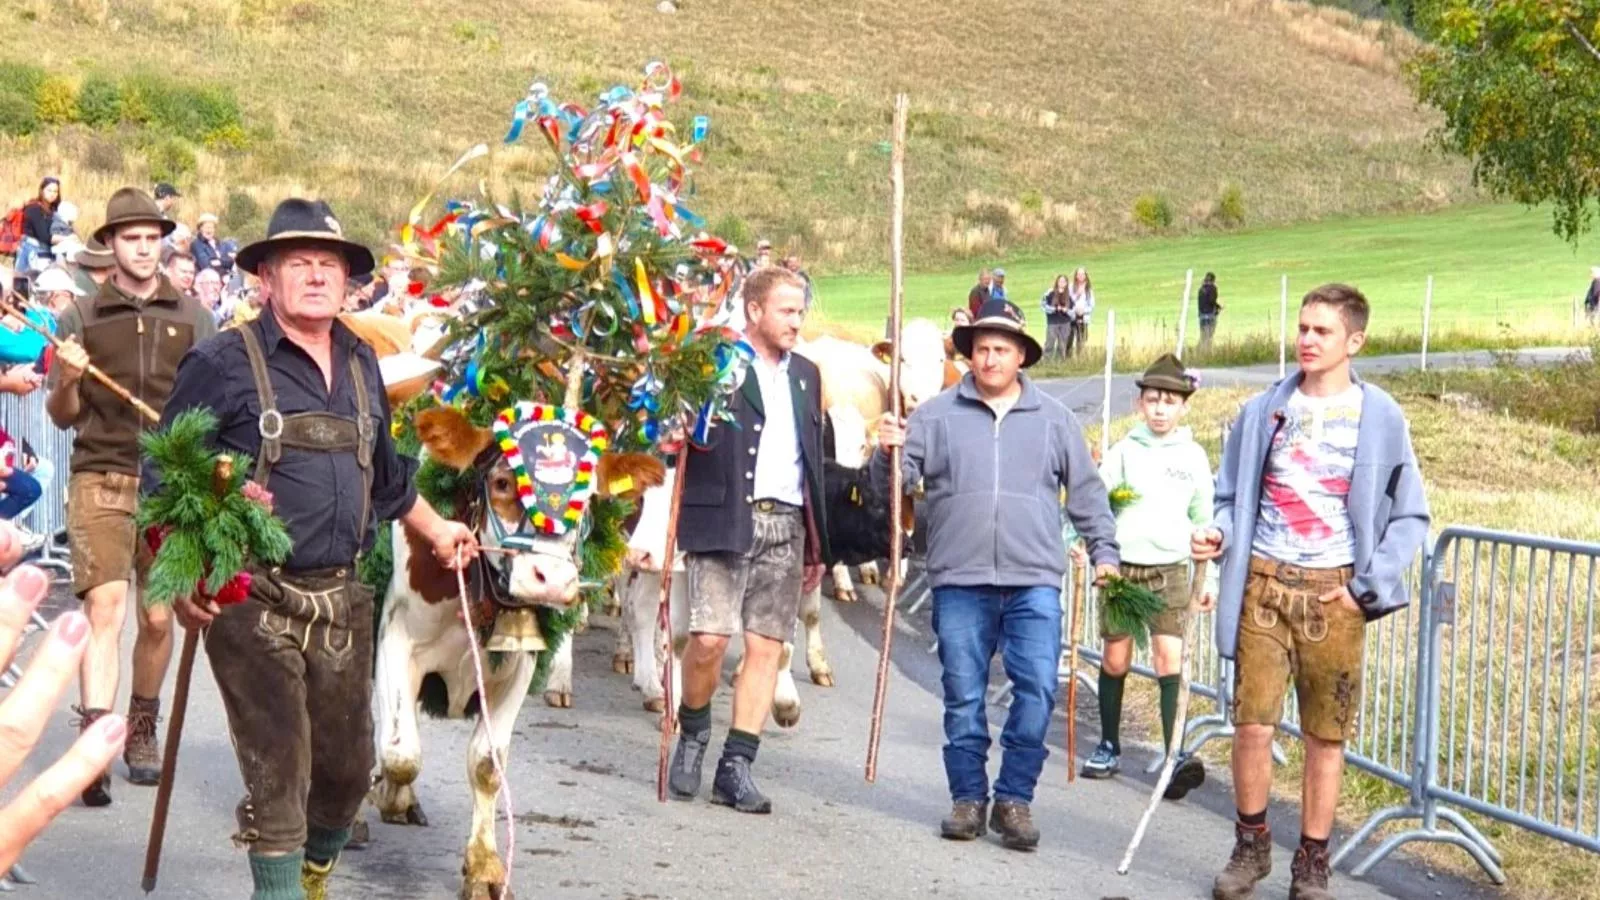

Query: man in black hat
<box><xmin>46</xmin><ymin>186</ymin><xmax>215</xmax><ymax>807</ymax></box>
<box><xmin>874</xmin><ymin>297</ymin><xmax>1120</xmax><ymax>851</ymax></box>
<box><xmin>158</xmin><ymin>197</ymin><xmax>477</xmax><ymax>900</ymax></box>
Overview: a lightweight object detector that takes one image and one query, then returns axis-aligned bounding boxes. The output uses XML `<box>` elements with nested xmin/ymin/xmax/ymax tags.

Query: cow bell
<box><xmin>486</xmin><ymin>607</ymin><xmax>547</xmax><ymax>653</ymax></box>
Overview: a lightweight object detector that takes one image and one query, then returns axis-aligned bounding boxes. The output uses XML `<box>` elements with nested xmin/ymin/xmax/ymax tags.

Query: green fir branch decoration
<box><xmin>1099</xmin><ymin>576</ymin><xmax>1168</xmax><ymax>651</ymax></box>
<box><xmin>136</xmin><ymin>409</ymin><xmax>293</xmax><ymax>608</ymax></box>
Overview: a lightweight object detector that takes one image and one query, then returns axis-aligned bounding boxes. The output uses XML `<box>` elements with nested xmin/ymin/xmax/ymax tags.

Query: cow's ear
<box><xmin>415</xmin><ymin>407</ymin><xmax>494</xmax><ymax>471</ymax></box>
<box><xmin>871</xmin><ymin>340</ymin><xmax>893</xmax><ymax>365</ymax></box>
<box><xmin>595</xmin><ymin>452</ymin><xmax>666</xmax><ymax>499</ymax></box>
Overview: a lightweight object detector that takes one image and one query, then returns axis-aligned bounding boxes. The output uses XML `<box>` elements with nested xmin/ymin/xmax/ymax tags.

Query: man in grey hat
<box><xmin>45</xmin><ymin>186</ymin><xmax>215</xmax><ymax>808</ymax></box>
<box><xmin>159</xmin><ymin>197</ymin><xmax>476</xmax><ymax>900</ymax></box>
<box><xmin>874</xmin><ymin>297</ymin><xmax>1119</xmax><ymax>851</ymax></box>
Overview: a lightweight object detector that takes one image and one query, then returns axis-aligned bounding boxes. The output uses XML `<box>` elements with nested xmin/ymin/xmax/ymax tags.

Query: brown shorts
<box><xmin>686</xmin><ymin>504</ymin><xmax>804</xmax><ymax>641</ymax></box>
<box><xmin>1101</xmin><ymin>562</ymin><xmax>1190</xmax><ymax>641</ymax></box>
<box><xmin>67</xmin><ymin>471</ymin><xmax>143</xmax><ymax>597</ymax></box>
<box><xmin>1233</xmin><ymin>557</ymin><xmax>1364</xmax><ymax>742</ymax></box>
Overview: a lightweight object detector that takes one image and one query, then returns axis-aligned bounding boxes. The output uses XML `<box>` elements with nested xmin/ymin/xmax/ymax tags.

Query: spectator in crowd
<box><xmin>153</xmin><ymin>182</ymin><xmax>181</xmax><ymax>217</ymax></box>
<box><xmin>1040</xmin><ymin>274</ymin><xmax>1074</xmax><ymax>361</ymax></box>
<box><xmin>345</xmin><ymin>271</ymin><xmax>375</xmax><ymax>312</ymax></box>
<box><xmin>50</xmin><ymin>201</ymin><xmax>83</xmax><ymax>262</ymax></box>
<box><xmin>782</xmin><ymin>253</ymin><xmax>813</xmax><ymax>308</ymax></box>
<box><xmin>370</xmin><ymin>254</ymin><xmax>411</xmax><ymax>312</ymax></box>
<box><xmin>228</xmin><ymin>277</ymin><xmax>265</xmax><ymax>328</ymax></box>
<box><xmin>951</xmin><ymin>307</ymin><xmax>972</xmax><ymax>329</ymax></box>
<box><xmin>1198</xmin><ymin>271</ymin><xmax>1222</xmax><ymax>351</ymax></box>
<box><xmin>0</xmin><ymin>266</ymin><xmax>76</xmax><ymax>366</ymax></box>
<box><xmin>990</xmin><ymin>267</ymin><xmax>1009</xmax><ymax>303</ymax></box>
<box><xmin>753</xmin><ymin>239</ymin><xmax>774</xmax><ymax>269</ymax></box>
<box><xmin>967</xmin><ymin>269</ymin><xmax>992</xmax><ymax>317</ymax></box>
<box><xmin>0</xmin><ymin>419</ymin><xmax>48</xmax><ymax>552</ymax></box>
<box><xmin>68</xmin><ymin>239</ymin><xmax>116</xmax><ymax>295</ymax></box>
<box><xmin>163</xmin><ymin>222</ymin><xmax>193</xmax><ymax>259</ymax></box>
<box><xmin>1069</xmin><ymin>266</ymin><xmax>1095</xmax><ymax>352</ymax></box>
<box><xmin>191</xmin><ymin>213</ymin><xmax>224</xmax><ymax>273</ymax></box>
<box><xmin>1585</xmin><ymin>266</ymin><xmax>1600</xmax><ymax>325</ymax></box>
<box><xmin>193</xmin><ymin>268</ymin><xmax>224</xmax><ymax>323</ymax></box>
<box><xmin>163</xmin><ymin>250</ymin><xmax>197</xmax><ymax>297</ymax></box>
<box><xmin>17</xmin><ymin>177</ymin><xmax>61</xmax><ymax>273</ymax></box>
<box><xmin>218</xmin><ymin>237</ymin><xmax>239</xmax><ymax>274</ymax></box>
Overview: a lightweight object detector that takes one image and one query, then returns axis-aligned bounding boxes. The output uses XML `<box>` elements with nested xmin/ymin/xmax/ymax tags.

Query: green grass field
<box><xmin>811</xmin><ymin>203</ymin><xmax>1598</xmax><ymax>369</ymax></box>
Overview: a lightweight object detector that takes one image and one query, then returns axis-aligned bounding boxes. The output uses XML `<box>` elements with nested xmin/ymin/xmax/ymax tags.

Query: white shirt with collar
<box><xmin>749</xmin><ymin>350</ymin><xmax>805</xmax><ymax>506</ymax></box>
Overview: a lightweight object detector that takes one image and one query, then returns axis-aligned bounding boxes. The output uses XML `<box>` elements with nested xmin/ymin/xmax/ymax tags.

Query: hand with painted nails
<box><xmin>0</xmin><ymin>560</ymin><xmax>127</xmax><ymax>874</ymax></box>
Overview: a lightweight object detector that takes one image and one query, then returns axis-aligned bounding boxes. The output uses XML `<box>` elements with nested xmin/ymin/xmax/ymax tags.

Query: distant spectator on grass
<box><xmin>967</xmin><ymin>269</ymin><xmax>992</xmax><ymax>317</ymax></box>
<box><xmin>1585</xmin><ymin>266</ymin><xmax>1600</xmax><ymax>325</ymax></box>
<box><xmin>1041</xmin><ymin>274</ymin><xmax>1073</xmax><ymax>361</ymax></box>
<box><xmin>153</xmin><ymin>182</ymin><xmax>181</xmax><ymax>217</ymax></box>
<box><xmin>1069</xmin><ymin>266</ymin><xmax>1095</xmax><ymax>353</ymax></box>
<box><xmin>990</xmin><ymin>267</ymin><xmax>1009</xmax><ymax>303</ymax></box>
<box><xmin>192</xmin><ymin>213</ymin><xmax>223</xmax><ymax>273</ymax></box>
<box><xmin>17</xmin><ymin>177</ymin><xmax>60</xmax><ymax>273</ymax></box>
<box><xmin>163</xmin><ymin>250</ymin><xmax>197</xmax><ymax>296</ymax></box>
<box><xmin>1198</xmin><ymin>272</ymin><xmax>1223</xmax><ymax>351</ymax></box>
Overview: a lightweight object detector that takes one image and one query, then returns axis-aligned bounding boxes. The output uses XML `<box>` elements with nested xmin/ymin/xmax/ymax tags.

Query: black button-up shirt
<box><xmin>150</xmin><ymin>311</ymin><xmax>419</xmax><ymax>571</ymax></box>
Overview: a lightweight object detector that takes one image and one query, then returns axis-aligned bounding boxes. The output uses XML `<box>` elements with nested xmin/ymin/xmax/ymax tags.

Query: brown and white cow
<box><xmin>371</xmin><ymin>405</ymin><xmax>661</xmax><ymax>900</ymax></box>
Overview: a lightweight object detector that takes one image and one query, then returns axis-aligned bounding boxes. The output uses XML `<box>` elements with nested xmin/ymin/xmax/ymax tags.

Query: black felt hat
<box><xmin>952</xmin><ymin>297</ymin><xmax>1043</xmax><ymax>368</ymax></box>
<box><xmin>235</xmin><ymin>198</ymin><xmax>375</xmax><ymax>277</ymax></box>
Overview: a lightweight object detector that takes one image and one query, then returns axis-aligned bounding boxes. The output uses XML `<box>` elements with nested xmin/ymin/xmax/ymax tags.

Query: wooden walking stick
<box><xmin>865</xmin><ymin>92</ymin><xmax>909</xmax><ymax>784</ymax></box>
<box><xmin>0</xmin><ymin>291</ymin><xmax>160</xmax><ymax>424</ymax></box>
<box><xmin>655</xmin><ymin>442</ymin><xmax>691</xmax><ymax>802</ymax></box>
<box><xmin>1116</xmin><ymin>559</ymin><xmax>1210</xmax><ymax>875</ymax></box>
<box><xmin>1065</xmin><ymin>562</ymin><xmax>1086</xmax><ymax>783</ymax></box>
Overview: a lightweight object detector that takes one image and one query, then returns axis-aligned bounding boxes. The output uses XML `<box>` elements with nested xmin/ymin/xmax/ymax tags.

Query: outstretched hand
<box><xmin>0</xmin><ymin>556</ymin><xmax>127</xmax><ymax>874</ymax></box>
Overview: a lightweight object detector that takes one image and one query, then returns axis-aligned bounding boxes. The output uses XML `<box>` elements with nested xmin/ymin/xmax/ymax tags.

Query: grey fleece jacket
<box><xmin>870</xmin><ymin>373</ymin><xmax>1119</xmax><ymax>590</ymax></box>
<box><xmin>1212</xmin><ymin>370</ymin><xmax>1430</xmax><ymax>660</ymax></box>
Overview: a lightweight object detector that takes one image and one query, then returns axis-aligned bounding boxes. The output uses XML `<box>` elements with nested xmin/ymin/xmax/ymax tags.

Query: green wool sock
<box><xmin>1098</xmin><ymin>670</ymin><xmax>1126</xmax><ymax>753</ymax></box>
<box><xmin>304</xmin><ymin>824</ymin><xmax>351</xmax><ymax>866</ymax></box>
<box><xmin>1158</xmin><ymin>675</ymin><xmax>1182</xmax><ymax>751</ymax></box>
<box><xmin>248</xmin><ymin>850</ymin><xmax>306</xmax><ymax>900</ymax></box>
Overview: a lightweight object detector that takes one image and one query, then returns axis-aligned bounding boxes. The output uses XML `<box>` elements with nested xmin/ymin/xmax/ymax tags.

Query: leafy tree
<box><xmin>1410</xmin><ymin>1</ymin><xmax>1600</xmax><ymax>242</ymax></box>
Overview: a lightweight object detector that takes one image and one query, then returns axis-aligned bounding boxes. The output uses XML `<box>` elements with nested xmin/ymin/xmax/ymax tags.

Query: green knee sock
<box><xmin>248</xmin><ymin>850</ymin><xmax>306</xmax><ymax>900</ymax></box>
<box><xmin>1158</xmin><ymin>675</ymin><xmax>1182</xmax><ymax>751</ymax></box>
<box><xmin>304</xmin><ymin>824</ymin><xmax>351</xmax><ymax>866</ymax></box>
<box><xmin>1098</xmin><ymin>670</ymin><xmax>1126</xmax><ymax>753</ymax></box>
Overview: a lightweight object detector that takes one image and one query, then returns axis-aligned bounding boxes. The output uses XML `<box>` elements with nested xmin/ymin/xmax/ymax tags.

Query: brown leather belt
<box><xmin>1248</xmin><ymin>556</ymin><xmax>1352</xmax><ymax>589</ymax></box>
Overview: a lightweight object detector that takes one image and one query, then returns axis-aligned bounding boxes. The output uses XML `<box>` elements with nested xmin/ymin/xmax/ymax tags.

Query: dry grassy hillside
<box><xmin>0</xmin><ymin>0</ymin><xmax>1470</xmax><ymax>269</ymax></box>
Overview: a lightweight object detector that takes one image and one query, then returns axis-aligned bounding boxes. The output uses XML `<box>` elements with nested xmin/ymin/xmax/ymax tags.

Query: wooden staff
<box><xmin>1116</xmin><ymin>560</ymin><xmax>1210</xmax><ymax>875</ymax></box>
<box><xmin>1065</xmin><ymin>564</ymin><xmax>1086</xmax><ymax>783</ymax></box>
<box><xmin>142</xmin><ymin>456</ymin><xmax>235</xmax><ymax>892</ymax></box>
<box><xmin>865</xmin><ymin>92</ymin><xmax>909</xmax><ymax>784</ymax></box>
<box><xmin>655</xmin><ymin>442</ymin><xmax>690</xmax><ymax>802</ymax></box>
<box><xmin>0</xmin><ymin>291</ymin><xmax>160</xmax><ymax>424</ymax></box>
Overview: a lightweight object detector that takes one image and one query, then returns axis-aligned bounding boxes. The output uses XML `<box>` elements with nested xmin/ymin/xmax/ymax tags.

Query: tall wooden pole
<box><xmin>1064</xmin><ymin>569</ymin><xmax>1085</xmax><ymax>783</ymax></box>
<box><xmin>865</xmin><ymin>92</ymin><xmax>909</xmax><ymax>784</ymax></box>
<box><xmin>655</xmin><ymin>446</ymin><xmax>690</xmax><ymax>802</ymax></box>
<box><xmin>1</xmin><ymin>292</ymin><xmax>159</xmax><ymax>424</ymax></box>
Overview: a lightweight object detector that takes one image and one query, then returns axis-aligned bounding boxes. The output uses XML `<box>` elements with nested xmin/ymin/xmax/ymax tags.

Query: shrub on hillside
<box><xmin>1213</xmin><ymin>183</ymin><xmax>1246</xmax><ymax>228</ymax></box>
<box><xmin>146</xmin><ymin>137</ymin><xmax>197</xmax><ymax>184</ymax></box>
<box><xmin>204</xmin><ymin>123</ymin><xmax>250</xmax><ymax>151</ymax></box>
<box><xmin>1132</xmin><ymin>192</ymin><xmax>1174</xmax><ymax>231</ymax></box>
<box><xmin>223</xmin><ymin>190</ymin><xmax>260</xmax><ymax>232</ymax></box>
<box><xmin>84</xmin><ymin>136</ymin><xmax>125</xmax><ymax>174</ymax></box>
<box><xmin>78</xmin><ymin>75</ymin><xmax>122</xmax><ymax>128</ymax></box>
<box><xmin>122</xmin><ymin>73</ymin><xmax>243</xmax><ymax>141</ymax></box>
<box><xmin>0</xmin><ymin>63</ymin><xmax>44</xmax><ymax>105</ymax></box>
<box><xmin>35</xmin><ymin>76</ymin><xmax>78</xmax><ymax>125</ymax></box>
<box><xmin>0</xmin><ymin>93</ymin><xmax>38</xmax><ymax>137</ymax></box>
<box><xmin>118</xmin><ymin>81</ymin><xmax>151</xmax><ymax>125</ymax></box>
<box><xmin>714</xmin><ymin>213</ymin><xmax>753</xmax><ymax>252</ymax></box>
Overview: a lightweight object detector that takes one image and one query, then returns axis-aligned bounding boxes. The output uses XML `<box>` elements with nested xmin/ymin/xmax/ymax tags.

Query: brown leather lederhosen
<box><xmin>204</xmin><ymin>320</ymin><xmax>382</xmax><ymax>854</ymax></box>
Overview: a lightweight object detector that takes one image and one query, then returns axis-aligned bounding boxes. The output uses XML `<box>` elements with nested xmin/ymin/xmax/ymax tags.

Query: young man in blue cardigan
<box><xmin>1193</xmin><ymin>284</ymin><xmax>1429</xmax><ymax>900</ymax></box>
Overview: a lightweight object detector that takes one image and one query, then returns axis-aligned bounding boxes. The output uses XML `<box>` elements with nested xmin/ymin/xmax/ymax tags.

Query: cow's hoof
<box><xmin>544</xmin><ymin>691</ymin><xmax>573</xmax><ymax>709</ymax></box>
<box><xmin>859</xmin><ymin>569</ymin><xmax>879</xmax><ymax>585</ymax></box>
<box><xmin>833</xmin><ymin>589</ymin><xmax>858</xmax><ymax>603</ymax></box>
<box><xmin>346</xmin><ymin>817</ymin><xmax>371</xmax><ymax>849</ymax></box>
<box><xmin>612</xmin><ymin>654</ymin><xmax>634</xmax><ymax>675</ymax></box>
<box><xmin>810</xmin><ymin>670</ymin><xmax>835</xmax><ymax>688</ymax></box>
<box><xmin>380</xmin><ymin>802</ymin><xmax>428</xmax><ymax>827</ymax></box>
<box><xmin>643</xmin><ymin>697</ymin><xmax>666</xmax><ymax>713</ymax></box>
<box><xmin>773</xmin><ymin>702</ymin><xmax>801</xmax><ymax>729</ymax></box>
<box><xmin>461</xmin><ymin>882</ymin><xmax>512</xmax><ymax>900</ymax></box>
<box><xmin>603</xmin><ymin>601</ymin><xmax>622</xmax><ymax>617</ymax></box>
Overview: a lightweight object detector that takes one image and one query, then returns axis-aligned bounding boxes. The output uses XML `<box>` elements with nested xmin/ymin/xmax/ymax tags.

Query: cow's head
<box><xmin>872</xmin><ymin>318</ymin><xmax>950</xmax><ymax>413</ymax></box>
<box><xmin>415</xmin><ymin>405</ymin><xmax>663</xmax><ymax>608</ymax></box>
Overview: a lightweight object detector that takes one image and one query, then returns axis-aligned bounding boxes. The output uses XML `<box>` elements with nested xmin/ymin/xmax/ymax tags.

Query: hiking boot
<box><xmin>1163</xmin><ymin>751</ymin><xmax>1206</xmax><ymax>801</ymax></box>
<box><xmin>1080</xmin><ymin>740</ymin><xmax>1120</xmax><ymax>779</ymax></box>
<box><xmin>939</xmin><ymin>800</ymin><xmax>987</xmax><ymax>840</ymax></box>
<box><xmin>709</xmin><ymin>756</ymin><xmax>772</xmax><ymax>814</ymax></box>
<box><xmin>71</xmin><ymin>706</ymin><xmax>113</xmax><ymax>807</ymax></box>
<box><xmin>667</xmin><ymin>727</ymin><xmax>710</xmax><ymax>800</ymax></box>
<box><xmin>988</xmin><ymin>801</ymin><xmax>1039</xmax><ymax>851</ymax></box>
<box><xmin>302</xmin><ymin>856</ymin><xmax>336</xmax><ymax>900</ymax></box>
<box><xmin>1213</xmin><ymin>823</ymin><xmax>1273</xmax><ymax>900</ymax></box>
<box><xmin>1289</xmin><ymin>842</ymin><xmax>1336</xmax><ymax>900</ymax></box>
<box><xmin>124</xmin><ymin>695</ymin><xmax>162</xmax><ymax>786</ymax></box>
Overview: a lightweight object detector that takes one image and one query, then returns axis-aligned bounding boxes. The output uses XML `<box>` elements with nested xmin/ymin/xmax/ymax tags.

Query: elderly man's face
<box><xmin>194</xmin><ymin>270</ymin><xmax>223</xmax><ymax>308</ymax></box>
<box><xmin>166</xmin><ymin>257</ymin><xmax>196</xmax><ymax>293</ymax></box>
<box><xmin>264</xmin><ymin>245</ymin><xmax>349</xmax><ymax>327</ymax></box>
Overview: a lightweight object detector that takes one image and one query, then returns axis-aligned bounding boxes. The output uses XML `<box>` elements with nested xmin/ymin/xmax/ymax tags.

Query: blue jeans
<box><xmin>0</xmin><ymin>467</ymin><xmax>41</xmax><ymax>520</ymax></box>
<box><xmin>932</xmin><ymin>585</ymin><xmax>1063</xmax><ymax>805</ymax></box>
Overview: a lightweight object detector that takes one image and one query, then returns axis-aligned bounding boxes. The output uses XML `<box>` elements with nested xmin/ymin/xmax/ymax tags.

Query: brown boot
<box><xmin>939</xmin><ymin>800</ymin><xmax>987</xmax><ymax>840</ymax></box>
<box><xmin>124</xmin><ymin>695</ymin><xmax>163</xmax><ymax>786</ymax></box>
<box><xmin>71</xmin><ymin>706</ymin><xmax>113</xmax><ymax>807</ymax></box>
<box><xmin>988</xmin><ymin>800</ymin><xmax>1039</xmax><ymax>851</ymax></box>
<box><xmin>1213</xmin><ymin>822</ymin><xmax>1273</xmax><ymax>899</ymax></box>
<box><xmin>1289</xmin><ymin>841</ymin><xmax>1336</xmax><ymax>900</ymax></box>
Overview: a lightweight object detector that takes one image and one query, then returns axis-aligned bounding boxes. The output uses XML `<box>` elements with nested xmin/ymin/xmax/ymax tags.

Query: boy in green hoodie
<box><xmin>1079</xmin><ymin>353</ymin><xmax>1218</xmax><ymax>800</ymax></box>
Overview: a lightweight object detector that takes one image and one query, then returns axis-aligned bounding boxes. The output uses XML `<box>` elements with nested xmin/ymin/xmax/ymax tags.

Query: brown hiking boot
<box><xmin>939</xmin><ymin>800</ymin><xmax>987</xmax><ymax>840</ymax></box>
<box><xmin>988</xmin><ymin>800</ymin><xmax>1039</xmax><ymax>851</ymax></box>
<box><xmin>124</xmin><ymin>695</ymin><xmax>162</xmax><ymax>786</ymax></box>
<box><xmin>1213</xmin><ymin>822</ymin><xmax>1273</xmax><ymax>899</ymax></box>
<box><xmin>71</xmin><ymin>706</ymin><xmax>113</xmax><ymax>807</ymax></box>
<box><xmin>1289</xmin><ymin>842</ymin><xmax>1336</xmax><ymax>900</ymax></box>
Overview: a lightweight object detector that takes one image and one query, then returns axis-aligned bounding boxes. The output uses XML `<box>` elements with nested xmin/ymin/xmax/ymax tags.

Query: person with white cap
<box><xmin>193</xmin><ymin>212</ymin><xmax>224</xmax><ymax>273</ymax></box>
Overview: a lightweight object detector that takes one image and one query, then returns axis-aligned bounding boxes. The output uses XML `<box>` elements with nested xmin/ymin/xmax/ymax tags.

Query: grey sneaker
<box><xmin>939</xmin><ymin>800</ymin><xmax>987</xmax><ymax>840</ymax></box>
<box><xmin>1080</xmin><ymin>740</ymin><xmax>1120</xmax><ymax>779</ymax></box>
<box><xmin>1163</xmin><ymin>752</ymin><xmax>1206</xmax><ymax>801</ymax></box>
<box><xmin>709</xmin><ymin>756</ymin><xmax>771</xmax><ymax>814</ymax></box>
<box><xmin>667</xmin><ymin>728</ymin><xmax>710</xmax><ymax>800</ymax></box>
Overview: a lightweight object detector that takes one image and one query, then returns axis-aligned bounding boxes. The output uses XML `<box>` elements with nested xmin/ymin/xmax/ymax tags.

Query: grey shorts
<box><xmin>687</xmin><ymin>505</ymin><xmax>804</xmax><ymax>640</ymax></box>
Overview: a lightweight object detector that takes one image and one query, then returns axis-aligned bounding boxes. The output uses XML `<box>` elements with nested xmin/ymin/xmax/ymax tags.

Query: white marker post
<box><xmin>1278</xmin><ymin>275</ymin><xmax>1288</xmax><ymax>379</ymax></box>
<box><xmin>1420</xmin><ymin>275</ymin><xmax>1434</xmax><ymax>372</ymax></box>
<box><xmin>1174</xmin><ymin>268</ymin><xmax>1194</xmax><ymax>359</ymax></box>
<box><xmin>1101</xmin><ymin>309</ymin><xmax>1115</xmax><ymax>458</ymax></box>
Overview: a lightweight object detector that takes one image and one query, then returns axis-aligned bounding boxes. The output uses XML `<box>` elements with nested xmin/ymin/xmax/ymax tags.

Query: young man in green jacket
<box><xmin>1080</xmin><ymin>354</ymin><xmax>1217</xmax><ymax>801</ymax></box>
